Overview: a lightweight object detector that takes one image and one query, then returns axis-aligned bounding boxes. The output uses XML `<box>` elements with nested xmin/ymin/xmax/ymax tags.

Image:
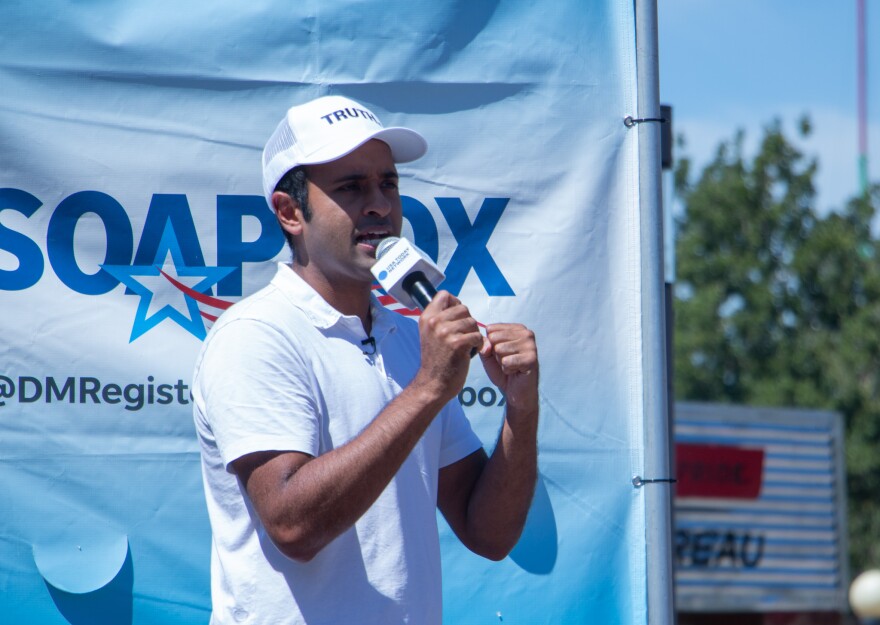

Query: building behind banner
<box><xmin>672</xmin><ymin>402</ymin><xmax>850</xmax><ymax>625</ymax></box>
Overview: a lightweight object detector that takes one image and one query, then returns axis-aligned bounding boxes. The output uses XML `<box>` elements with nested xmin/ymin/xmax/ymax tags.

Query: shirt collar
<box><xmin>271</xmin><ymin>263</ymin><xmax>398</xmax><ymax>337</ymax></box>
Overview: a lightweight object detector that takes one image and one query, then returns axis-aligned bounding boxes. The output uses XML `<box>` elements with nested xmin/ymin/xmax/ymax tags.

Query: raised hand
<box><xmin>414</xmin><ymin>290</ymin><xmax>485</xmax><ymax>404</ymax></box>
<box><xmin>479</xmin><ymin>323</ymin><xmax>539</xmax><ymax>412</ymax></box>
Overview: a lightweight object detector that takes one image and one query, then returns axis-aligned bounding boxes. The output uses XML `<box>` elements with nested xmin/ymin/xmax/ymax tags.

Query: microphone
<box><xmin>371</xmin><ymin>237</ymin><xmax>445</xmax><ymax>311</ymax></box>
<box><xmin>372</xmin><ymin>237</ymin><xmax>479</xmax><ymax>358</ymax></box>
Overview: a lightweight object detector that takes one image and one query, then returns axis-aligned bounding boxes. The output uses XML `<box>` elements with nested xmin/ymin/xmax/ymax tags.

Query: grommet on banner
<box><xmin>623</xmin><ymin>115</ymin><xmax>667</xmax><ymax>128</ymax></box>
<box><xmin>632</xmin><ymin>475</ymin><xmax>677</xmax><ymax>488</ymax></box>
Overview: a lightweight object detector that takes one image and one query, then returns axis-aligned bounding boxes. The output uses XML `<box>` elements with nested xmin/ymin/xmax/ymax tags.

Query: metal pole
<box><xmin>634</xmin><ymin>1</ymin><xmax>675</xmax><ymax>624</ymax></box>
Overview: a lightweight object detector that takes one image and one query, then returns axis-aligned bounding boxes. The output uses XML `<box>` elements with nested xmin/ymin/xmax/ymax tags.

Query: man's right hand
<box><xmin>414</xmin><ymin>290</ymin><xmax>484</xmax><ymax>404</ymax></box>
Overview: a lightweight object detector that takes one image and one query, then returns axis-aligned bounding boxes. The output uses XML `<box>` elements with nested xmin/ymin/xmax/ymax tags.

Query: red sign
<box><xmin>675</xmin><ymin>443</ymin><xmax>764</xmax><ymax>499</ymax></box>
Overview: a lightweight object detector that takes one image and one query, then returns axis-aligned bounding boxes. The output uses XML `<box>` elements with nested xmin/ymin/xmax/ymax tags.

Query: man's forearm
<box><xmin>460</xmin><ymin>404</ymin><xmax>538</xmax><ymax>560</ymax></box>
<box><xmin>241</xmin><ymin>293</ymin><xmax>485</xmax><ymax>562</ymax></box>
<box><xmin>253</xmin><ymin>382</ymin><xmax>448</xmax><ymax>561</ymax></box>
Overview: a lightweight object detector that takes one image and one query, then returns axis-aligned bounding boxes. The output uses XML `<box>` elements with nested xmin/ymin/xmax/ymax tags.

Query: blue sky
<box><xmin>658</xmin><ymin>1</ymin><xmax>880</xmax><ymax>215</ymax></box>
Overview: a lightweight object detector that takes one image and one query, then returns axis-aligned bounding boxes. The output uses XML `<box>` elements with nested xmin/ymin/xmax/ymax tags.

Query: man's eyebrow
<box><xmin>331</xmin><ymin>170</ymin><xmax>399</xmax><ymax>183</ymax></box>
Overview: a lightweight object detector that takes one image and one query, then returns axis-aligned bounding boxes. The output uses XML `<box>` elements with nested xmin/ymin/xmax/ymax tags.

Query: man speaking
<box><xmin>192</xmin><ymin>95</ymin><xmax>540</xmax><ymax>624</ymax></box>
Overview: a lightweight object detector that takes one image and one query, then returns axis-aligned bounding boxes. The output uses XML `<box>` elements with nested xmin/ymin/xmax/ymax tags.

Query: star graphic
<box><xmin>102</xmin><ymin>225</ymin><xmax>235</xmax><ymax>342</ymax></box>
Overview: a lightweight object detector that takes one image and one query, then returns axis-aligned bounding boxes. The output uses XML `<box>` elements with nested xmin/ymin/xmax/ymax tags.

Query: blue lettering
<box><xmin>0</xmin><ymin>188</ymin><xmax>44</xmax><ymax>291</ymax></box>
<box><xmin>320</xmin><ymin>108</ymin><xmax>380</xmax><ymax>125</ymax></box>
<box><xmin>216</xmin><ymin>195</ymin><xmax>285</xmax><ymax>295</ymax></box>
<box><xmin>401</xmin><ymin>196</ymin><xmax>439</xmax><ymax>263</ymax></box>
<box><xmin>435</xmin><ymin>197</ymin><xmax>514</xmax><ymax>296</ymax></box>
<box><xmin>47</xmin><ymin>191</ymin><xmax>133</xmax><ymax>295</ymax></box>
<box><xmin>4</xmin><ymin>188</ymin><xmax>515</xmax><ymax>305</ymax></box>
<box><xmin>131</xmin><ymin>194</ymin><xmax>206</xmax><ymax>294</ymax></box>
<box><xmin>19</xmin><ymin>376</ymin><xmax>42</xmax><ymax>403</ymax></box>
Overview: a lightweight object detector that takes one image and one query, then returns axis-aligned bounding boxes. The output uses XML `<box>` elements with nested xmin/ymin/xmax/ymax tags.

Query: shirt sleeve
<box><xmin>437</xmin><ymin>399</ymin><xmax>484</xmax><ymax>468</ymax></box>
<box><xmin>196</xmin><ymin>317</ymin><xmax>321</xmax><ymax>470</ymax></box>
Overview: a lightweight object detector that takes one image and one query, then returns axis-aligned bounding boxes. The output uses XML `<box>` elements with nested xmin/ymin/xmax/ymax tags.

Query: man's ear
<box><xmin>272</xmin><ymin>191</ymin><xmax>305</xmax><ymax>238</ymax></box>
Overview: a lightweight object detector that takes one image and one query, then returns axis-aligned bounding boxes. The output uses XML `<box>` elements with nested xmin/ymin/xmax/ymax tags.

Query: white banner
<box><xmin>0</xmin><ymin>1</ymin><xmax>649</xmax><ymax>622</ymax></box>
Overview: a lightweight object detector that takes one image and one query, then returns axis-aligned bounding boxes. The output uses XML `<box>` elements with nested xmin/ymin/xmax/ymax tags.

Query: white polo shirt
<box><xmin>192</xmin><ymin>263</ymin><xmax>482</xmax><ymax>625</ymax></box>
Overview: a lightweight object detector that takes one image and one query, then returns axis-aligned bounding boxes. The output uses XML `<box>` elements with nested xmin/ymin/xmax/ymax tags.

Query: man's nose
<box><xmin>363</xmin><ymin>184</ymin><xmax>393</xmax><ymax>216</ymax></box>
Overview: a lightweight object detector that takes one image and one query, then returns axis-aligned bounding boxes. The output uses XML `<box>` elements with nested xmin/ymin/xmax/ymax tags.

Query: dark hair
<box><xmin>274</xmin><ymin>166</ymin><xmax>312</xmax><ymax>220</ymax></box>
<box><xmin>273</xmin><ymin>166</ymin><xmax>311</xmax><ymax>250</ymax></box>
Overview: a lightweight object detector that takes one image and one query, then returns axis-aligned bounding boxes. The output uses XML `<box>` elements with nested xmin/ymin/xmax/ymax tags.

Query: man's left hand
<box><xmin>478</xmin><ymin>323</ymin><xmax>539</xmax><ymax>411</ymax></box>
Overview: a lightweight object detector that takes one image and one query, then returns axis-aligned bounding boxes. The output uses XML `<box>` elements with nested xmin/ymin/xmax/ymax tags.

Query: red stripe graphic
<box><xmin>158</xmin><ymin>273</ymin><xmax>483</xmax><ymax>327</ymax></box>
<box><xmin>160</xmin><ymin>270</ymin><xmax>234</xmax><ymax>311</ymax></box>
<box><xmin>370</xmin><ymin>285</ymin><xmax>487</xmax><ymax>326</ymax></box>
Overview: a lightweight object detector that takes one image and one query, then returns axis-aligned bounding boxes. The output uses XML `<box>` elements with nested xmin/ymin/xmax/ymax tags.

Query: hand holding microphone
<box><xmin>372</xmin><ymin>237</ymin><xmax>482</xmax><ymax>366</ymax></box>
<box><xmin>372</xmin><ymin>238</ymin><xmax>538</xmax><ymax>410</ymax></box>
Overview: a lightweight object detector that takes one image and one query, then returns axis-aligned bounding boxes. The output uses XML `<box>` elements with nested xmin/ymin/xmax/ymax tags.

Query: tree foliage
<box><xmin>673</xmin><ymin>120</ymin><xmax>880</xmax><ymax>573</ymax></box>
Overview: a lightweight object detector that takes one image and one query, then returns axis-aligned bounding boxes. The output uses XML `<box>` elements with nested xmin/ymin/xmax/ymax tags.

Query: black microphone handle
<box><xmin>402</xmin><ymin>271</ymin><xmax>478</xmax><ymax>358</ymax></box>
<box><xmin>402</xmin><ymin>271</ymin><xmax>437</xmax><ymax>311</ymax></box>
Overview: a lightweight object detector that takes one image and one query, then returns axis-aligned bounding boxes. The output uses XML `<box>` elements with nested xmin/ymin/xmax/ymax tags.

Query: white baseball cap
<box><xmin>262</xmin><ymin>95</ymin><xmax>428</xmax><ymax>208</ymax></box>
